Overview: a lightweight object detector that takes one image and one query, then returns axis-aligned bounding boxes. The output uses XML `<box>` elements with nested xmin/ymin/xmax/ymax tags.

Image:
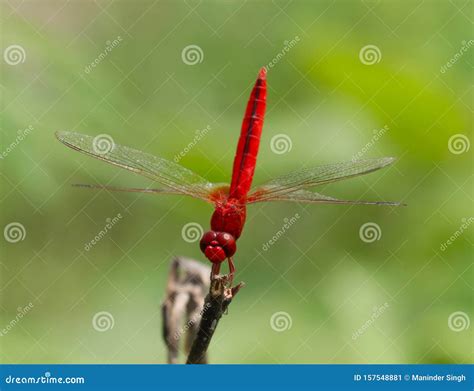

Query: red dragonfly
<box><xmin>56</xmin><ymin>68</ymin><xmax>400</xmax><ymax>281</ymax></box>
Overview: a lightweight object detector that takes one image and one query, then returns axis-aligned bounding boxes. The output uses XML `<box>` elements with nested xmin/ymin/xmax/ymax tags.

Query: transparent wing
<box><xmin>247</xmin><ymin>157</ymin><xmax>396</xmax><ymax>203</ymax></box>
<box><xmin>56</xmin><ymin>131</ymin><xmax>219</xmax><ymax>201</ymax></box>
<box><xmin>72</xmin><ymin>184</ymin><xmax>182</xmax><ymax>195</ymax></box>
<box><xmin>250</xmin><ymin>189</ymin><xmax>403</xmax><ymax>206</ymax></box>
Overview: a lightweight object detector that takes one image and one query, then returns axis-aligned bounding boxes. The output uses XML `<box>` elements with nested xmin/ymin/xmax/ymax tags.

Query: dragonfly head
<box><xmin>200</xmin><ymin>231</ymin><xmax>236</xmax><ymax>264</ymax></box>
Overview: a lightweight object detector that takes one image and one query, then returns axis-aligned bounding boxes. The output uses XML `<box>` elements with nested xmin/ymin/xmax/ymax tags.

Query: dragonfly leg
<box><xmin>211</xmin><ymin>262</ymin><xmax>221</xmax><ymax>277</ymax></box>
<box><xmin>227</xmin><ymin>257</ymin><xmax>235</xmax><ymax>285</ymax></box>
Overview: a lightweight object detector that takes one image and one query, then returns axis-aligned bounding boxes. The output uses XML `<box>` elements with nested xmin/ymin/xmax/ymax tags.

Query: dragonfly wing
<box><xmin>72</xmin><ymin>184</ymin><xmax>182</xmax><ymax>194</ymax></box>
<box><xmin>248</xmin><ymin>189</ymin><xmax>402</xmax><ymax>206</ymax></box>
<box><xmin>247</xmin><ymin>157</ymin><xmax>396</xmax><ymax>203</ymax></box>
<box><xmin>56</xmin><ymin>131</ymin><xmax>218</xmax><ymax>201</ymax></box>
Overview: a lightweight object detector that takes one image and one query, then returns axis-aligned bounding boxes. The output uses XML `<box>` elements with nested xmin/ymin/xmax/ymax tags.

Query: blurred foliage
<box><xmin>0</xmin><ymin>0</ymin><xmax>472</xmax><ymax>364</ymax></box>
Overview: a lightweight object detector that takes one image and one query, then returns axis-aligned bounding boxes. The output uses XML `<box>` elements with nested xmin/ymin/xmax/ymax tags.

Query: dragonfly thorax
<box><xmin>210</xmin><ymin>201</ymin><xmax>246</xmax><ymax>239</ymax></box>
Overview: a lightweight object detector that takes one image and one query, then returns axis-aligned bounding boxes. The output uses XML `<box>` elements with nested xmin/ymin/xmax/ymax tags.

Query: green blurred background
<box><xmin>1</xmin><ymin>0</ymin><xmax>472</xmax><ymax>364</ymax></box>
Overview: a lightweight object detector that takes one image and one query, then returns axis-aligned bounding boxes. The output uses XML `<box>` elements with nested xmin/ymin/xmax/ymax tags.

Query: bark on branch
<box><xmin>161</xmin><ymin>257</ymin><xmax>210</xmax><ymax>364</ymax></box>
<box><xmin>161</xmin><ymin>256</ymin><xmax>244</xmax><ymax>364</ymax></box>
<box><xmin>186</xmin><ymin>274</ymin><xmax>244</xmax><ymax>364</ymax></box>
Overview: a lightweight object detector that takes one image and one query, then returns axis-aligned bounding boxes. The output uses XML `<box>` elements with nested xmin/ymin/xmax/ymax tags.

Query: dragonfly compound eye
<box><xmin>216</xmin><ymin>232</ymin><xmax>237</xmax><ymax>257</ymax></box>
<box><xmin>204</xmin><ymin>246</ymin><xmax>227</xmax><ymax>264</ymax></box>
<box><xmin>199</xmin><ymin>231</ymin><xmax>236</xmax><ymax>264</ymax></box>
<box><xmin>200</xmin><ymin>231</ymin><xmax>226</xmax><ymax>264</ymax></box>
<box><xmin>200</xmin><ymin>231</ymin><xmax>217</xmax><ymax>252</ymax></box>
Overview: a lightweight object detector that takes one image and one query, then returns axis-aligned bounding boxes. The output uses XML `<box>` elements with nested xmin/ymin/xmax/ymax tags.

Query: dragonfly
<box><xmin>56</xmin><ymin>67</ymin><xmax>401</xmax><ymax>282</ymax></box>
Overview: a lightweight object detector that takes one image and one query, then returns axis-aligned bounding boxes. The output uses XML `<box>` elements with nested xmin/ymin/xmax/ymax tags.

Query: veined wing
<box><xmin>247</xmin><ymin>157</ymin><xmax>398</xmax><ymax>204</ymax></box>
<box><xmin>72</xmin><ymin>183</ymin><xmax>182</xmax><ymax>195</ymax></box>
<box><xmin>56</xmin><ymin>131</ymin><xmax>219</xmax><ymax>202</ymax></box>
<box><xmin>250</xmin><ymin>189</ymin><xmax>402</xmax><ymax>206</ymax></box>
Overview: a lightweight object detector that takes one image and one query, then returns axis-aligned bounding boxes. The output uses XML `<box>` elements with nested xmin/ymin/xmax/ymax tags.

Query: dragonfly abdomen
<box><xmin>229</xmin><ymin>68</ymin><xmax>267</xmax><ymax>200</ymax></box>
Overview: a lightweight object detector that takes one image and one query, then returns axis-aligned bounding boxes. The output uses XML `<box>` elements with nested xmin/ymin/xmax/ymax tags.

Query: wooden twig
<box><xmin>186</xmin><ymin>274</ymin><xmax>244</xmax><ymax>364</ymax></box>
<box><xmin>161</xmin><ymin>257</ymin><xmax>210</xmax><ymax>364</ymax></box>
<box><xmin>161</xmin><ymin>256</ymin><xmax>244</xmax><ymax>364</ymax></box>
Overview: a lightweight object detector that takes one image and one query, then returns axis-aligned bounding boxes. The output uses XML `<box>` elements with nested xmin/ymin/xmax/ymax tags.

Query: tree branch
<box><xmin>161</xmin><ymin>256</ymin><xmax>244</xmax><ymax>364</ymax></box>
<box><xmin>161</xmin><ymin>257</ymin><xmax>210</xmax><ymax>364</ymax></box>
<box><xmin>186</xmin><ymin>274</ymin><xmax>244</xmax><ymax>364</ymax></box>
